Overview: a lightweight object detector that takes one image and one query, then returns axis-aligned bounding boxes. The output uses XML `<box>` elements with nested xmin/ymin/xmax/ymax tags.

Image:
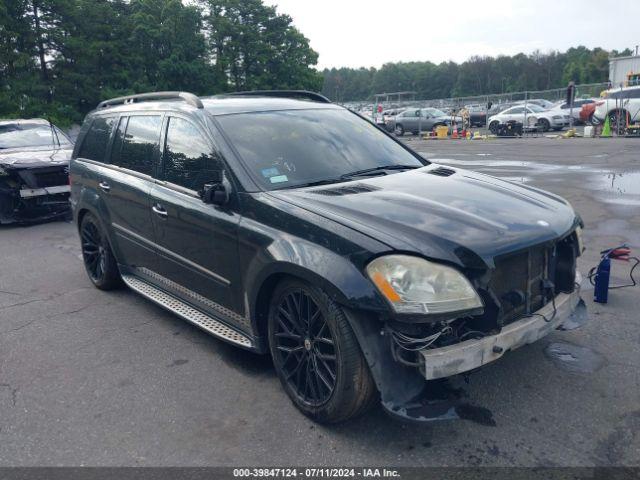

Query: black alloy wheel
<box><xmin>272</xmin><ymin>288</ymin><xmax>337</xmax><ymax>406</ymax></box>
<box><xmin>80</xmin><ymin>213</ymin><xmax>122</xmax><ymax>290</ymax></box>
<box><xmin>268</xmin><ymin>279</ymin><xmax>376</xmax><ymax>423</ymax></box>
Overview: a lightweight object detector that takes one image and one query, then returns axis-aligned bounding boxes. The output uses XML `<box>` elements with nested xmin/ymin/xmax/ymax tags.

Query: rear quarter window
<box><xmin>77</xmin><ymin>116</ymin><xmax>117</xmax><ymax>162</ymax></box>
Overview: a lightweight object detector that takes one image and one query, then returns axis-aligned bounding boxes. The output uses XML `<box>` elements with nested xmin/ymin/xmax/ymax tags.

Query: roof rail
<box><xmin>220</xmin><ymin>90</ymin><xmax>332</xmax><ymax>104</ymax></box>
<box><xmin>97</xmin><ymin>91</ymin><xmax>203</xmax><ymax>110</ymax></box>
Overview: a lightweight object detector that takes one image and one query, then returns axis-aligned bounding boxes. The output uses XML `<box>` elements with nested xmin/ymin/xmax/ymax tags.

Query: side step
<box><xmin>121</xmin><ymin>274</ymin><xmax>253</xmax><ymax>349</ymax></box>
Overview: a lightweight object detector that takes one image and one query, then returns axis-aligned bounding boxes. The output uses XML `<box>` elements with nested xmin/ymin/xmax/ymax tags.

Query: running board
<box><xmin>121</xmin><ymin>274</ymin><xmax>253</xmax><ymax>349</ymax></box>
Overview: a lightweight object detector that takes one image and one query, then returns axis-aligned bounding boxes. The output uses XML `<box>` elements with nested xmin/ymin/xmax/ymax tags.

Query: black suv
<box><xmin>71</xmin><ymin>91</ymin><xmax>585</xmax><ymax>423</ymax></box>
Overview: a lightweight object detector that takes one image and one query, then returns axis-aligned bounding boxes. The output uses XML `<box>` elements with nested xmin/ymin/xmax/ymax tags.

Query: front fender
<box><xmin>245</xmin><ymin>235</ymin><xmax>388</xmax><ymax>316</ymax></box>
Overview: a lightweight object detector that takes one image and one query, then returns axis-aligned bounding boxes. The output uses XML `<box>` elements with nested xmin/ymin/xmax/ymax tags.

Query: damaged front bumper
<box><xmin>420</xmin><ymin>285</ymin><xmax>583</xmax><ymax>380</ymax></box>
<box><xmin>19</xmin><ymin>184</ymin><xmax>70</xmax><ymax>199</ymax></box>
<box><xmin>0</xmin><ymin>167</ymin><xmax>70</xmax><ymax>224</ymax></box>
<box><xmin>0</xmin><ymin>188</ymin><xmax>70</xmax><ymax>224</ymax></box>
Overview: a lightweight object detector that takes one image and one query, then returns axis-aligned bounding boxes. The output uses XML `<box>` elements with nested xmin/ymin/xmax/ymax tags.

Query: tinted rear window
<box><xmin>78</xmin><ymin>116</ymin><xmax>116</xmax><ymax>162</ymax></box>
<box><xmin>111</xmin><ymin>115</ymin><xmax>161</xmax><ymax>176</ymax></box>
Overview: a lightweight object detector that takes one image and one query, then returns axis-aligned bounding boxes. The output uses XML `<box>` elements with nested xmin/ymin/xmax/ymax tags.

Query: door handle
<box><xmin>152</xmin><ymin>204</ymin><xmax>168</xmax><ymax>218</ymax></box>
<box><xmin>98</xmin><ymin>181</ymin><xmax>111</xmax><ymax>192</ymax></box>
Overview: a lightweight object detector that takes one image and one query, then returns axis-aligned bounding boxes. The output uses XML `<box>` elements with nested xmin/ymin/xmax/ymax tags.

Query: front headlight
<box><xmin>366</xmin><ymin>255</ymin><xmax>483</xmax><ymax>315</ymax></box>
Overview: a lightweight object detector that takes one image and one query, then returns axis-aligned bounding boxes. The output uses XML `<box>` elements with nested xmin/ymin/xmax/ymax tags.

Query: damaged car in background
<box><xmin>0</xmin><ymin>119</ymin><xmax>73</xmax><ymax>224</ymax></box>
<box><xmin>71</xmin><ymin>90</ymin><xmax>586</xmax><ymax>424</ymax></box>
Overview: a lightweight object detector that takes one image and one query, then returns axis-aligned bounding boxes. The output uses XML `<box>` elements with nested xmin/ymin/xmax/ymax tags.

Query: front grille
<box><xmin>33</xmin><ymin>168</ymin><xmax>68</xmax><ymax>188</ymax></box>
<box><xmin>489</xmin><ymin>236</ymin><xmax>577</xmax><ymax>325</ymax></box>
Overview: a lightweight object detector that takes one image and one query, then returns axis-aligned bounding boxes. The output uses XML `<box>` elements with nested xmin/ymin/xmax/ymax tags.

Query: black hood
<box><xmin>0</xmin><ymin>145</ymin><xmax>72</xmax><ymax>169</ymax></box>
<box><xmin>269</xmin><ymin>165</ymin><xmax>578</xmax><ymax>269</ymax></box>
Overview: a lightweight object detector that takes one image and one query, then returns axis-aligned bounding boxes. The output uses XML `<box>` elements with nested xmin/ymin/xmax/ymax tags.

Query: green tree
<box><xmin>199</xmin><ymin>0</ymin><xmax>321</xmax><ymax>91</ymax></box>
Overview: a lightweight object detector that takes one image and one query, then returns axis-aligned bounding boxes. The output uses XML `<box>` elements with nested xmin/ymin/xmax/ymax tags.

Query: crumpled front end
<box><xmin>346</xmin><ymin>227</ymin><xmax>587</xmax><ymax>422</ymax></box>
<box><xmin>0</xmin><ymin>165</ymin><xmax>70</xmax><ymax>224</ymax></box>
<box><xmin>420</xmin><ymin>278</ymin><xmax>583</xmax><ymax>380</ymax></box>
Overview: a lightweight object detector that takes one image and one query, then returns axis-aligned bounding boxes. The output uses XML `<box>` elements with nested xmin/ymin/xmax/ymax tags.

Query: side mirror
<box><xmin>201</xmin><ymin>176</ymin><xmax>229</xmax><ymax>205</ymax></box>
<box><xmin>200</xmin><ymin>171</ymin><xmax>231</xmax><ymax>205</ymax></box>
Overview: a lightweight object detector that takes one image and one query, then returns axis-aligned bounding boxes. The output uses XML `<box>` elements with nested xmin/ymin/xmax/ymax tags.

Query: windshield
<box><xmin>425</xmin><ymin>108</ymin><xmax>446</xmax><ymax>117</ymax></box>
<box><xmin>216</xmin><ymin>108</ymin><xmax>425</xmax><ymax>190</ymax></box>
<box><xmin>0</xmin><ymin>123</ymin><xmax>71</xmax><ymax>149</ymax></box>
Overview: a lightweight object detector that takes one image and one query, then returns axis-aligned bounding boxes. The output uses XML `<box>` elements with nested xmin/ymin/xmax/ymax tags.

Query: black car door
<box><xmin>97</xmin><ymin>113</ymin><xmax>162</xmax><ymax>269</ymax></box>
<box><xmin>148</xmin><ymin>114</ymin><xmax>246</xmax><ymax>331</ymax></box>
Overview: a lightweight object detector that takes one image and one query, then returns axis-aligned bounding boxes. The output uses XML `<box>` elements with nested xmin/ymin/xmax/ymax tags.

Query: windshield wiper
<box><xmin>340</xmin><ymin>164</ymin><xmax>420</xmax><ymax>180</ymax></box>
<box><xmin>275</xmin><ymin>177</ymin><xmax>347</xmax><ymax>190</ymax></box>
<box><xmin>275</xmin><ymin>165</ymin><xmax>421</xmax><ymax>190</ymax></box>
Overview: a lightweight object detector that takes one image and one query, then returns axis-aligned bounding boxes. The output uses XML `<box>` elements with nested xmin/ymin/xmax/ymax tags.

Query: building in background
<box><xmin>609</xmin><ymin>53</ymin><xmax>640</xmax><ymax>87</ymax></box>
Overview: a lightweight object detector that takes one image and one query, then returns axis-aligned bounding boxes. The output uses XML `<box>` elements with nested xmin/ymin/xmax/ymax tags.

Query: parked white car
<box><xmin>547</xmin><ymin>98</ymin><xmax>596</xmax><ymax>124</ymax></box>
<box><xmin>593</xmin><ymin>85</ymin><xmax>640</xmax><ymax>133</ymax></box>
<box><xmin>518</xmin><ymin>98</ymin><xmax>556</xmax><ymax>110</ymax></box>
<box><xmin>488</xmin><ymin>104</ymin><xmax>570</xmax><ymax>133</ymax></box>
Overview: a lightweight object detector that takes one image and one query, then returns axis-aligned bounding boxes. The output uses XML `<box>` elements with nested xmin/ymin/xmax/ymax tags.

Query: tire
<box><xmin>609</xmin><ymin>110</ymin><xmax>629</xmax><ymax>135</ymax></box>
<box><xmin>394</xmin><ymin>124</ymin><xmax>404</xmax><ymax>136</ymax></box>
<box><xmin>268</xmin><ymin>278</ymin><xmax>376</xmax><ymax>424</ymax></box>
<box><xmin>489</xmin><ymin>121</ymin><xmax>499</xmax><ymax>134</ymax></box>
<box><xmin>80</xmin><ymin>212</ymin><xmax>122</xmax><ymax>290</ymax></box>
<box><xmin>539</xmin><ymin>118</ymin><xmax>551</xmax><ymax>132</ymax></box>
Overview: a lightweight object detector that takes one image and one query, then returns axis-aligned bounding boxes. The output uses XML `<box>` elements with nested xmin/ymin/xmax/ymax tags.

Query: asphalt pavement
<box><xmin>0</xmin><ymin>137</ymin><xmax>639</xmax><ymax>467</ymax></box>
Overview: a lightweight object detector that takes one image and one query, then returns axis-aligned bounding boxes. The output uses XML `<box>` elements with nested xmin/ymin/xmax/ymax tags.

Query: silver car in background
<box><xmin>387</xmin><ymin>107</ymin><xmax>463</xmax><ymax>136</ymax></box>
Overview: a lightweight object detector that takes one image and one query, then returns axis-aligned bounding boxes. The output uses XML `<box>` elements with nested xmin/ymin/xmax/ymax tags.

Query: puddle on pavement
<box><xmin>544</xmin><ymin>341</ymin><xmax>605</xmax><ymax>374</ymax></box>
<box><xmin>600</xmin><ymin>172</ymin><xmax>640</xmax><ymax>195</ymax></box>
<box><xmin>428</xmin><ymin>158</ymin><xmax>640</xmax><ymax>206</ymax></box>
<box><xmin>595</xmin><ymin>172</ymin><xmax>640</xmax><ymax>206</ymax></box>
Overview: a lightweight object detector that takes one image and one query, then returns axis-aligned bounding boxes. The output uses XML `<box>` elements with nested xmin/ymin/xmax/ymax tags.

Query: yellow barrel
<box><xmin>436</xmin><ymin>125</ymin><xmax>449</xmax><ymax>139</ymax></box>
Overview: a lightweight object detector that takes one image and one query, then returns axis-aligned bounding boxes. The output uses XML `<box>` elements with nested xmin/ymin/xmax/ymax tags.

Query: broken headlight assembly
<box><xmin>366</xmin><ymin>255</ymin><xmax>483</xmax><ymax>315</ymax></box>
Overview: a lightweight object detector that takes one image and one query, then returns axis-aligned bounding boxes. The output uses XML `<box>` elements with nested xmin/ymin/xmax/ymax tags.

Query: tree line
<box><xmin>0</xmin><ymin>0</ymin><xmax>322</xmax><ymax>126</ymax></box>
<box><xmin>321</xmin><ymin>47</ymin><xmax>632</xmax><ymax>103</ymax></box>
<box><xmin>1</xmin><ymin>1</ymin><xmax>633</xmax><ymax>126</ymax></box>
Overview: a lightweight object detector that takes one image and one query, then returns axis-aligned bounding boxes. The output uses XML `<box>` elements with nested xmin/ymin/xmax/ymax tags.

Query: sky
<box><xmin>266</xmin><ymin>0</ymin><xmax>640</xmax><ymax>70</ymax></box>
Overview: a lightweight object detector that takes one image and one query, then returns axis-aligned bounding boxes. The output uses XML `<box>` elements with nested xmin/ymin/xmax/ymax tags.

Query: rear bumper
<box><xmin>420</xmin><ymin>285</ymin><xmax>582</xmax><ymax>380</ymax></box>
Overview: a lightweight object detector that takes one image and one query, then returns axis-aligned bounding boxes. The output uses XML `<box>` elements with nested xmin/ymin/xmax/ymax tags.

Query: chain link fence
<box><xmin>344</xmin><ymin>81</ymin><xmax>640</xmax><ymax>136</ymax></box>
<box><xmin>348</xmin><ymin>83</ymin><xmax>610</xmax><ymax>112</ymax></box>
